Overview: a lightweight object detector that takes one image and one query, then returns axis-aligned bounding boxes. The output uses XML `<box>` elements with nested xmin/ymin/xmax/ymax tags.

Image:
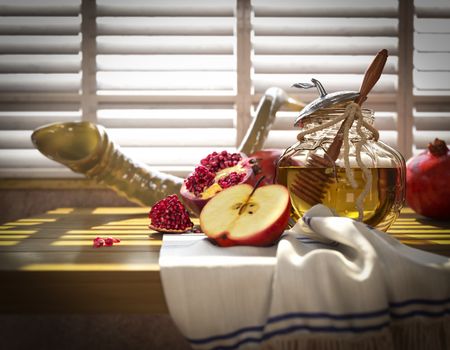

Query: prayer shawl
<box><xmin>160</xmin><ymin>205</ymin><xmax>450</xmax><ymax>350</ymax></box>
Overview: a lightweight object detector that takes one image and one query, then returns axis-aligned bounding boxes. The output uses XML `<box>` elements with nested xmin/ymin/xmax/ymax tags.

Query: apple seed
<box><xmin>232</xmin><ymin>203</ymin><xmax>242</xmax><ymax>210</ymax></box>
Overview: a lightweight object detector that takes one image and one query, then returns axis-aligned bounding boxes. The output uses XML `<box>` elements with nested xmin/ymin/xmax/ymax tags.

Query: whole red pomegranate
<box><xmin>249</xmin><ymin>149</ymin><xmax>283</xmax><ymax>185</ymax></box>
<box><xmin>406</xmin><ymin>138</ymin><xmax>450</xmax><ymax>220</ymax></box>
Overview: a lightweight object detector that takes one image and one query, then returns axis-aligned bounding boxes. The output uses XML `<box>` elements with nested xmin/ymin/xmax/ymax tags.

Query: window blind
<box><xmin>1</xmin><ymin>0</ymin><xmax>447</xmax><ymax>180</ymax></box>
<box><xmin>95</xmin><ymin>0</ymin><xmax>237</xmax><ymax>178</ymax></box>
<box><xmin>252</xmin><ymin>0</ymin><xmax>401</xmax><ymax>153</ymax></box>
<box><xmin>413</xmin><ymin>0</ymin><xmax>450</xmax><ymax>155</ymax></box>
<box><xmin>0</xmin><ymin>0</ymin><xmax>238</xmax><ymax>179</ymax></box>
<box><xmin>0</xmin><ymin>0</ymin><xmax>82</xmax><ymax>178</ymax></box>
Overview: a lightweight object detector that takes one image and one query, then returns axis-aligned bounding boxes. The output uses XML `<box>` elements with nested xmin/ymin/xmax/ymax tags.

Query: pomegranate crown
<box><xmin>428</xmin><ymin>138</ymin><xmax>448</xmax><ymax>157</ymax></box>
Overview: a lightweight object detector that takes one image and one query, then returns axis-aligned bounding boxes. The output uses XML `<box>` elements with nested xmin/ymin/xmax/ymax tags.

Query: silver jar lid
<box><xmin>293</xmin><ymin>79</ymin><xmax>359</xmax><ymax>127</ymax></box>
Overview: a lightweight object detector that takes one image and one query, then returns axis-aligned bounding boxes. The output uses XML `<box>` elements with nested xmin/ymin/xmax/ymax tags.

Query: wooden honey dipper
<box><xmin>289</xmin><ymin>49</ymin><xmax>388</xmax><ymax>208</ymax></box>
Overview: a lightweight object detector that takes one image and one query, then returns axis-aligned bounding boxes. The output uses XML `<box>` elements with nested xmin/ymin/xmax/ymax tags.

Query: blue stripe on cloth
<box><xmin>188</xmin><ymin>325</ymin><xmax>264</xmax><ymax>345</ymax></box>
<box><xmin>187</xmin><ymin>297</ymin><xmax>450</xmax><ymax>348</ymax></box>
<box><xmin>391</xmin><ymin>309</ymin><xmax>450</xmax><ymax>319</ymax></box>
<box><xmin>261</xmin><ymin>322</ymin><xmax>391</xmax><ymax>341</ymax></box>
<box><xmin>267</xmin><ymin>308</ymin><xmax>389</xmax><ymax>323</ymax></box>
<box><xmin>389</xmin><ymin>297</ymin><xmax>450</xmax><ymax>308</ymax></box>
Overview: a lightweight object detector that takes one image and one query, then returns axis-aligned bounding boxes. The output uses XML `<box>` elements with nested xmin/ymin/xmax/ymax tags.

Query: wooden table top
<box><xmin>0</xmin><ymin>207</ymin><xmax>449</xmax><ymax>314</ymax></box>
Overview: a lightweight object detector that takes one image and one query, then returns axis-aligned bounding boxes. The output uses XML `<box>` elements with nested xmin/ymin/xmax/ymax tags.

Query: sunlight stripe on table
<box><xmin>0</xmin><ymin>241</ymin><xmax>20</xmax><ymax>246</ymax></box>
<box><xmin>61</xmin><ymin>234</ymin><xmax>150</xmax><ymax>239</ymax></box>
<box><xmin>92</xmin><ymin>226</ymin><xmax>149</xmax><ymax>230</ymax></box>
<box><xmin>92</xmin><ymin>207</ymin><xmax>149</xmax><ymax>214</ymax></box>
<box><xmin>16</xmin><ymin>218</ymin><xmax>57</xmax><ymax>222</ymax></box>
<box><xmin>0</xmin><ymin>230</ymin><xmax>36</xmax><ymax>234</ymax></box>
<box><xmin>1</xmin><ymin>222</ymin><xmax>46</xmax><ymax>226</ymax></box>
<box><xmin>20</xmin><ymin>263</ymin><xmax>160</xmax><ymax>271</ymax></box>
<box><xmin>46</xmin><ymin>208</ymin><xmax>74</xmax><ymax>214</ymax></box>
<box><xmin>389</xmin><ymin>229</ymin><xmax>450</xmax><ymax>233</ymax></box>
<box><xmin>392</xmin><ymin>234</ymin><xmax>450</xmax><ymax>239</ymax></box>
<box><xmin>68</xmin><ymin>229</ymin><xmax>151</xmax><ymax>234</ymax></box>
<box><xmin>388</xmin><ymin>225</ymin><xmax>436</xmax><ymax>231</ymax></box>
<box><xmin>430</xmin><ymin>240</ymin><xmax>450</xmax><ymax>245</ymax></box>
<box><xmin>0</xmin><ymin>235</ymin><xmax>30</xmax><ymax>239</ymax></box>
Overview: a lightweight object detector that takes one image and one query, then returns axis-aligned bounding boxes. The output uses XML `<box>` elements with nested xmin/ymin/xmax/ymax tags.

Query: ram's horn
<box><xmin>237</xmin><ymin>87</ymin><xmax>305</xmax><ymax>155</ymax></box>
<box><xmin>31</xmin><ymin>88</ymin><xmax>304</xmax><ymax>207</ymax></box>
<box><xmin>31</xmin><ymin>121</ymin><xmax>183</xmax><ymax>207</ymax></box>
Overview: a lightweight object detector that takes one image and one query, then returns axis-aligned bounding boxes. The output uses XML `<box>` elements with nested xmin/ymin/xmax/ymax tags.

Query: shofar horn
<box><xmin>237</xmin><ymin>87</ymin><xmax>305</xmax><ymax>155</ymax></box>
<box><xmin>31</xmin><ymin>121</ymin><xmax>184</xmax><ymax>207</ymax></box>
<box><xmin>31</xmin><ymin>88</ymin><xmax>304</xmax><ymax>207</ymax></box>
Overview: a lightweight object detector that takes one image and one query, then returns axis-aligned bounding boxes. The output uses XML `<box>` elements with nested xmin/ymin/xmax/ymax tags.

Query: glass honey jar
<box><xmin>276</xmin><ymin>79</ymin><xmax>406</xmax><ymax>231</ymax></box>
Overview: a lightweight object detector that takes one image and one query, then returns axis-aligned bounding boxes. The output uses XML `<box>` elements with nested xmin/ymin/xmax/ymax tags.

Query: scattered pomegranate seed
<box><xmin>93</xmin><ymin>236</ymin><xmax>120</xmax><ymax>248</ymax></box>
<box><xmin>104</xmin><ymin>237</ymin><xmax>121</xmax><ymax>246</ymax></box>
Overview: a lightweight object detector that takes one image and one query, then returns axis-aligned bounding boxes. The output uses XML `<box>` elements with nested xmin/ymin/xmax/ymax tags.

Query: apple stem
<box><xmin>238</xmin><ymin>176</ymin><xmax>266</xmax><ymax>215</ymax></box>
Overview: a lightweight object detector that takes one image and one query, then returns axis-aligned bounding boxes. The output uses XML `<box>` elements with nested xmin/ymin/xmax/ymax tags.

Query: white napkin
<box><xmin>159</xmin><ymin>205</ymin><xmax>450</xmax><ymax>350</ymax></box>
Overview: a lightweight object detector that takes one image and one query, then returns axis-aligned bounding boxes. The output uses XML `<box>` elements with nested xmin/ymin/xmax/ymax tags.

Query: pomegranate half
<box><xmin>180</xmin><ymin>151</ymin><xmax>257</xmax><ymax>216</ymax></box>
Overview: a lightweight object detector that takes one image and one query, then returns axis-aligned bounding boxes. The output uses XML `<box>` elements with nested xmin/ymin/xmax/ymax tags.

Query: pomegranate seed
<box><xmin>199</xmin><ymin>151</ymin><xmax>242</xmax><ymax>173</ymax></box>
<box><xmin>218</xmin><ymin>172</ymin><xmax>246</xmax><ymax>189</ymax></box>
<box><xmin>184</xmin><ymin>166</ymin><xmax>215</xmax><ymax>195</ymax></box>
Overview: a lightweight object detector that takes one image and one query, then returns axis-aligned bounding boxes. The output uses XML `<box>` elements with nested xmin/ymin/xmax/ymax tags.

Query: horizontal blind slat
<box><xmin>121</xmin><ymin>147</ymin><xmax>235</xmax><ymax>166</ymax></box>
<box><xmin>96</xmin><ymin>0</ymin><xmax>235</xmax><ymax>16</ymax></box>
<box><xmin>0</xmin><ymin>54</ymin><xmax>81</xmax><ymax>73</ymax></box>
<box><xmin>414</xmin><ymin>113</ymin><xmax>450</xmax><ymax>130</ymax></box>
<box><xmin>253</xmin><ymin>36</ymin><xmax>398</xmax><ymax>55</ymax></box>
<box><xmin>0</xmin><ymin>35</ymin><xmax>80</xmax><ymax>53</ymax></box>
<box><xmin>0</xmin><ymin>111</ymin><xmax>81</xmax><ymax>130</ymax></box>
<box><xmin>415</xmin><ymin>33</ymin><xmax>450</xmax><ymax>51</ymax></box>
<box><xmin>414</xmin><ymin>52</ymin><xmax>450</xmax><ymax>71</ymax></box>
<box><xmin>0</xmin><ymin>149</ymin><xmax>64</xmax><ymax>168</ymax></box>
<box><xmin>415</xmin><ymin>0</ymin><xmax>450</xmax><ymax>18</ymax></box>
<box><xmin>0</xmin><ymin>0</ymin><xmax>80</xmax><ymax>16</ymax></box>
<box><xmin>97</xmin><ymin>109</ymin><xmax>235</xmax><ymax>128</ymax></box>
<box><xmin>0</xmin><ymin>73</ymin><xmax>81</xmax><ymax>92</ymax></box>
<box><xmin>0</xmin><ymin>130</ymin><xmax>33</xmax><ymax>148</ymax></box>
<box><xmin>253</xmin><ymin>18</ymin><xmax>398</xmax><ymax>36</ymax></box>
<box><xmin>253</xmin><ymin>0</ymin><xmax>398</xmax><ymax>17</ymax></box>
<box><xmin>109</xmin><ymin>128</ymin><xmax>235</xmax><ymax>147</ymax></box>
<box><xmin>96</xmin><ymin>17</ymin><xmax>234</xmax><ymax>35</ymax></box>
<box><xmin>254</xmin><ymin>55</ymin><xmax>398</xmax><ymax>74</ymax></box>
<box><xmin>97</xmin><ymin>71</ymin><xmax>235</xmax><ymax>91</ymax></box>
<box><xmin>415</xmin><ymin>18</ymin><xmax>450</xmax><ymax>33</ymax></box>
<box><xmin>253</xmin><ymin>74</ymin><xmax>397</xmax><ymax>94</ymax></box>
<box><xmin>414</xmin><ymin>71</ymin><xmax>450</xmax><ymax>91</ymax></box>
<box><xmin>414</xmin><ymin>131</ymin><xmax>450</xmax><ymax>148</ymax></box>
<box><xmin>0</xmin><ymin>17</ymin><xmax>80</xmax><ymax>35</ymax></box>
<box><xmin>97</xmin><ymin>55</ymin><xmax>235</xmax><ymax>71</ymax></box>
<box><xmin>97</xmin><ymin>36</ymin><xmax>233</xmax><ymax>54</ymax></box>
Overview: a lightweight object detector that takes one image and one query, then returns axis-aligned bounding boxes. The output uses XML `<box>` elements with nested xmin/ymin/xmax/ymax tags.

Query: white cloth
<box><xmin>159</xmin><ymin>205</ymin><xmax>450</xmax><ymax>350</ymax></box>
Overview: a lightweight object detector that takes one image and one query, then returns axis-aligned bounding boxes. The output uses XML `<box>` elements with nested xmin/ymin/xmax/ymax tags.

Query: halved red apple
<box><xmin>200</xmin><ymin>183</ymin><xmax>291</xmax><ymax>247</ymax></box>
